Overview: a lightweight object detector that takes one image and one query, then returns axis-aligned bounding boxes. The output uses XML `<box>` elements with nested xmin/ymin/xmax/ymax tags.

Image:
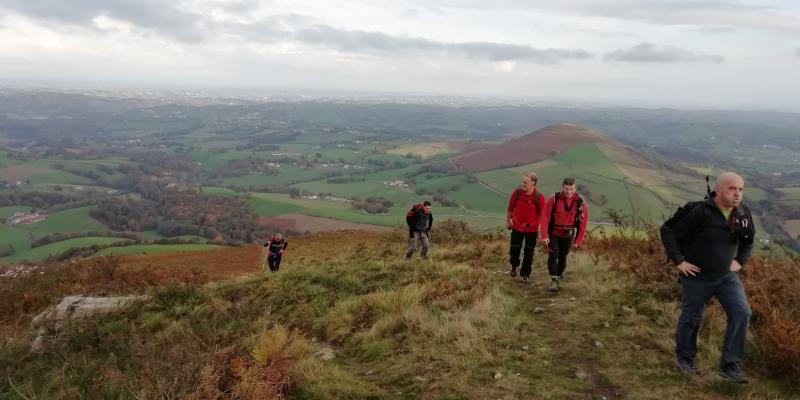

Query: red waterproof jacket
<box><xmin>540</xmin><ymin>192</ymin><xmax>589</xmax><ymax>246</ymax></box>
<box><xmin>507</xmin><ymin>188</ymin><xmax>546</xmax><ymax>233</ymax></box>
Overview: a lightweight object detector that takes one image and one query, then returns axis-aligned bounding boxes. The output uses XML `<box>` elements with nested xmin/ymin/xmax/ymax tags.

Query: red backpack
<box><xmin>406</xmin><ymin>204</ymin><xmax>424</xmax><ymax>227</ymax></box>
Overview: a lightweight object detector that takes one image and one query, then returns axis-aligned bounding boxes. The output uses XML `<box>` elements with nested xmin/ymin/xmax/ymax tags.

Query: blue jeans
<box><xmin>676</xmin><ymin>272</ymin><xmax>752</xmax><ymax>368</ymax></box>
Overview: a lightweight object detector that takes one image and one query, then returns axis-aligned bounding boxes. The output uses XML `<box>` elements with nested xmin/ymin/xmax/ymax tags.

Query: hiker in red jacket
<box><xmin>540</xmin><ymin>177</ymin><xmax>588</xmax><ymax>292</ymax></box>
<box><xmin>506</xmin><ymin>172</ymin><xmax>546</xmax><ymax>283</ymax></box>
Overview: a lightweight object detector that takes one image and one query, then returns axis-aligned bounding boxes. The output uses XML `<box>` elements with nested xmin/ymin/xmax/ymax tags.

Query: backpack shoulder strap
<box><xmin>510</xmin><ymin>188</ymin><xmax>523</xmax><ymax>212</ymax></box>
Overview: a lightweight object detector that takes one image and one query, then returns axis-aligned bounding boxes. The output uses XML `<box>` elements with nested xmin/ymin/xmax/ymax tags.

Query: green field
<box><xmin>745</xmin><ymin>187</ymin><xmax>767</xmax><ymax>202</ymax></box>
<box><xmin>137</xmin><ymin>231</ymin><xmax>208</xmax><ymax>242</ymax></box>
<box><xmin>0</xmin><ymin>206</ymin><xmax>108</xmax><ymax>260</ymax></box>
<box><xmin>2</xmin><ymin>237</ymin><xmax>132</xmax><ymax>262</ymax></box>
<box><xmin>415</xmin><ymin>174</ymin><xmax>506</xmax><ymax>217</ymax></box>
<box><xmin>250</xmin><ymin>196</ymin><xmax>305</xmax><ymax>217</ymax></box>
<box><xmin>0</xmin><ymin>206</ymin><xmax>31</xmax><ymax>219</ymax></box>
<box><xmin>96</xmin><ymin>244</ymin><xmax>224</xmax><ymax>256</ymax></box>
<box><xmin>200</xmin><ymin>186</ymin><xmax>239</xmax><ymax>197</ymax></box>
<box><xmin>0</xmin><ymin>157</ymin><xmax>129</xmax><ymax>186</ymax></box>
<box><xmin>19</xmin><ymin>207</ymin><xmax>106</xmax><ymax>240</ymax></box>
<box><xmin>777</xmin><ymin>187</ymin><xmax>800</xmax><ymax>203</ymax></box>
<box><xmin>247</xmin><ymin>192</ymin><xmax>419</xmax><ymax>227</ymax></box>
<box><xmin>187</xmin><ymin>148</ymin><xmax>253</xmax><ymax>171</ymax></box>
<box><xmin>0</xmin><ymin>150</ymin><xmax>10</xmax><ymax>166</ymax></box>
<box><xmin>224</xmin><ymin>165</ymin><xmax>325</xmax><ymax>186</ymax></box>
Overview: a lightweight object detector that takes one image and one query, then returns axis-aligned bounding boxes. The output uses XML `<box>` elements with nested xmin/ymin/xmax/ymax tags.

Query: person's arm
<box><xmin>427</xmin><ymin>213</ymin><xmax>433</xmax><ymax>232</ymax></box>
<box><xmin>506</xmin><ymin>190</ymin><xmax>517</xmax><ymax>229</ymax></box>
<box><xmin>539</xmin><ymin>196</ymin><xmax>554</xmax><ymax>243</ymax></box>
<box><xmin>660</xmin><ymin>205</ymin><xmax>704</xmax><ymax>265</ymax></box>
<box><xmin>282</xmin><ymin>241</ymin><xmax>288</xmax><ymax>251</ymax></box>
<box><xmin>574</xmin><ymin>200</ymin><xmax>589</xmax><ymax>247</ymax></box>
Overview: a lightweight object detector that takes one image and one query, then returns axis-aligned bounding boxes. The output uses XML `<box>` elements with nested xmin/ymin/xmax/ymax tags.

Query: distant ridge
<box><xmin>452</xmin><ymin>123</ymin><xmax>612</xmax><ymax>172</ymax></box>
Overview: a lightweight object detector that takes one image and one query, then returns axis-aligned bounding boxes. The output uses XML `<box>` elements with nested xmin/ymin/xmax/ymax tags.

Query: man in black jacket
<box><xmin>660</xmin><ymin>172</ymin><xmax>754</xmax><ymax>383</ymax></box>
<box><xmin>406</xmin><ymin>201</ymin><xmax>433</xmax><ymax>259</ymax></box>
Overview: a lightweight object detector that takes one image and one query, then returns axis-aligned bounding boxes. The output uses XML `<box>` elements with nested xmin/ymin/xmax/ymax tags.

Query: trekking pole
<box><xmin>705</xmin><ymin>175</ymin><xmax>711</xmax><ymax>198</ymax></box>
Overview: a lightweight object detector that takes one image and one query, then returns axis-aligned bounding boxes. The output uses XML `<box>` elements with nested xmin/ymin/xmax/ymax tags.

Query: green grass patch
<box><xmin>19</xmin><ymin>206</ymin><xmax>106</xmax><ymax>240</ymax></box>
<box><xmin>95</xmin><ymin>244</ymin><xmax>224</xmax><ymax>256</ymax></box>
<box><xmin>200</xmin><ymin>186</ymin><xmax>240</xmax><ymax>197</ymax></box>
<box><xmin>0</xmin><ymin>207</ymin><xmax>107</xmax><ymax>258</ymax></box>
<box><xmin>2</xmin><ymin>237</ymin><xmax>132</xmax><ymax>262</ymax></box>
<box><xmin>0</xmin><ymin>205</ymin><xmax>32</xmax><ymax>219</ymax></box>
<box><xmin>223</xmin><ymin>166</ymin><xmax>325</xmax><ymax>186</ymax></box>
<box><xmin>777</xmin><ymin>187</ymin><xmax>800</xmax><ymax>202</ymax></box>
<box><xmin>250</xmin><ymin>196</ymin><xmax>305</xmax><ymax>217</ymax></box>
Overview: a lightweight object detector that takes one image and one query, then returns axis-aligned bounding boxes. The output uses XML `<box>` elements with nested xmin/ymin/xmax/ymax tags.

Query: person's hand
<box><xmin>279</xmin><ymin>250</ymin><xmax>284</xmax><ymax>255</ymax></box>
<box><xmin>573</xmin><ymin>241</ymin><xmax>582</xmax><ymax>249</ymax></box>
<box><xmin>541</xmin><ymin>237</ymin><xmax>550</xmax><ymax>246</ymax></box>
<box><xmin>730</xmin><ymin>260</ymin><xmax>742</xmax><ymax>272</ymax></box>
<box><xmin>505</xmin><ymin>220</ymin><xmax>512</xmax><ymax>230</ymax></box>
<box><xmin>676</xmin><ymin>261</ymin><xmax>701</xmax><ymax>277</ymax></box>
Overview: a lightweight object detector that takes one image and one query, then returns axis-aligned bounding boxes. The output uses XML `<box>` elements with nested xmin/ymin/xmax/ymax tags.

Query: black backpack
<box><xmin>406</xmin><ymin>204</ymin><xmax>424</xmax><ymax>228</ymax></box>
<box><xmin>662</xmin><ymin>176</ymin><xmax>755</xmax><ymax>257</ymax></box>
<box><xmin>510</xmin><ymin>188</ymin><xmax>541</xmax><ymax>213</ymax></box>
<box><xmin>548</xmin><ymin>191</ymin><xmax>584</xmax><ymax>236</ymax></box>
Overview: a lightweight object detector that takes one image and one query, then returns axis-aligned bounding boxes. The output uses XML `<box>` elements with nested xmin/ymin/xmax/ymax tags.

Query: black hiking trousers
<box><xmin>267</xmin><ymin>252</ymin><xmax>282</xmax><ymax>272</ymax></box>
<box><xmin>509</xmin><ymin>230</ymin><xmax>538</xmax><ymax>277</ymax></box>
<box><xmin>547</xmin><ymin>236</ymin><xmax>572</xmax><ymax>278</ymax></box>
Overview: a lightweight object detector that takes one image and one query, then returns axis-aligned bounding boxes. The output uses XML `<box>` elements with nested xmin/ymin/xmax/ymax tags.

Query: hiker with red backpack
<box><xmin>406</xmin><ymin>201</ymin><xmax>433</xmax><ymax>259</ymax></box>
<box><xmin>263</xmin><ymin>233</ymin><xmax>288</xmax><ymax>272</ymax></box>
<box><xmin>660</xmin><ymin>172</ymin><xmax>755</xmax><ymax>383</ymax></box>
<box><xmin>539</xmin><ymin>177</ymin><xmax>588</xmax><ymax>292</ymax></box>
<box><xmin>506</xmin><ymin>172</ymin><xmax>546</xmax><ymax>283</ymax></box>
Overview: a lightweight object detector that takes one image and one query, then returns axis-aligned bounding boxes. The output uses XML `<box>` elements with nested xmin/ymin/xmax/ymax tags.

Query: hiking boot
<box><xmin>509</xmin><ymin>268</ymin><xmax>517</xmax><ymax>278</ymax></box>
<box><xmin>676</xmin><ymin>358</ymin><xmax>699</xmax><ymax>375</ymax></box>
<box><xmin>719</xmin><ymin>363</ymin><xmax>748</xmax><ymax>384</ymax></box>
<box><xmin>520</xmin><ymin>275</ymin><xmax>530</xmax><ymax>284</ymax></box>
<box><xmin>548</xmin><ymin>277</ymin><xmax>560</xmax><ymax>292</ymax></box>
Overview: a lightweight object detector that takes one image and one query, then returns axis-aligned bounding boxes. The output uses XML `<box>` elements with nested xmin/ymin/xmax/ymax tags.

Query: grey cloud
<box><xmin>293</xmin><ymin>25</ymin><xmax>592</xmax><ymax>63</ymax></box>
<box><xmin>0</xmin><ymin>0</ymin><xmax>209</xmax><ymax>42</ymax></box>
<box><xmin>435</xmin><ymin>0</ymin><xmax>800</xmax><ymax>37</ymax></box>
<box><xmin>219</xmin><ymin>0</ymin><xmax>263</xmax><ymax>14</ymax></box>
<box><xmin>796</xmin><ymin>48</ymin><xmax>800</xmax><ymax>57</ymax></box>
<box><xmin>604</xmin><ymin>42</ymin><xmax>724</xmax><ymax>63</ymax></box>
<box><xmin>689</xmin><ymin>26</ymin><xmax>736</xmax><ymax>35</ymax></box>
<box><xmin>402</xmin><ymin>8</ymin><xmax>422</xmax><ymax>17</ymax></box>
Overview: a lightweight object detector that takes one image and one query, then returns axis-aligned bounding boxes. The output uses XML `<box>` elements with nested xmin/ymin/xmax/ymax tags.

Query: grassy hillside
<box><xmin>1</xmin><ymin>228</ymin><xmax>796</xmax><ymax>399</ymax></box>
<box><xmin>95</xmin><ymin>243</ymin><xmax>225</xmax><ymax>256</ymax></box>
<box><xmin>476</xmin><ymin>144</ymin><xmax>667</xmax><ymax>221</ymax></box>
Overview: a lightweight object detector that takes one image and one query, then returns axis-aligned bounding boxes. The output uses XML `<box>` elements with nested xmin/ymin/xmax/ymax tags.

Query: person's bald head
<box><xmin>714</xmin><ymin>172</ymin><xmax>745</xmax><ymax>209</ymax></box>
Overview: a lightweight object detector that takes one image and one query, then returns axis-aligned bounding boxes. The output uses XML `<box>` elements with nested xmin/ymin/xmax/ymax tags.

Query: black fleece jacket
<box><xmin>660</xmin><ymin>199</ymin><xmax>753</xmax><ymax>281</ymax></box>
<box><xmin>407</xmin><ymin>210</ymin><xmax>433</xmax><ymax>233</ymax></box>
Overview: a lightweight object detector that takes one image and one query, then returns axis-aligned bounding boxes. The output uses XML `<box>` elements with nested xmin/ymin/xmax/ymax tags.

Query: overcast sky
<box><xmin>1</xmin><ymin>0</ymin><xmax>799</xmax><ymax>110</ymax></box>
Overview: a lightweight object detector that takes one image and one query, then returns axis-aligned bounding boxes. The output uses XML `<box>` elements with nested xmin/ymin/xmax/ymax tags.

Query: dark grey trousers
<box><xmin>406</xmin><ymin>231</ymin><xmax>429</xmax><ymax>259</ymax></box>
<box><xmin>676</xmin><ymin>272</ymin><xmax>752</xmax><ymax>368</ymax></box>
